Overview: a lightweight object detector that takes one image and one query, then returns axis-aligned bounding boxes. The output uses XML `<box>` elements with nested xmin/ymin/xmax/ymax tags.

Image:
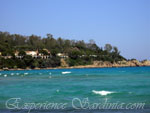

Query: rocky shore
<box><xmin>0</xmin><ymin>60</ymin><xmax>150</xmax><ymax>71</ymax></box>
<box><xmin>92</xmin><ymin>60</ymin><xmax>150</xmax><ymax>67</ymax></box>
<box><xmin>61</xmin><ymin>60</ymin><xmax>149</xmax><ymax>69</ymax></box>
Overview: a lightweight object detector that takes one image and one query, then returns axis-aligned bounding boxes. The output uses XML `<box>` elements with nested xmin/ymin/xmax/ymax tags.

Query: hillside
<box><xmin>0</xmin><ymin>31</ymin><xmax>126</xmax><ymax>69</ymax></box>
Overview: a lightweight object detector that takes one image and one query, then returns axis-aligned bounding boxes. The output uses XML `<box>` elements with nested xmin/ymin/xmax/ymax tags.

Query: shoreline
<box><xmin>0</xmin><ymin>65</ymin><xmax>150</xmax><ymax>71</ymax></box>
<box><xmin>1</xmin><ymin>59</ymin><xmax>150</xmax><ymax>71</ymax></box>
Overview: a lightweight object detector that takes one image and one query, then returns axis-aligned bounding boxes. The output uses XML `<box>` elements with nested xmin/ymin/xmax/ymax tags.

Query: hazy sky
<box><xmin>0</xmin><ymin>0</ymin><xmax>150</xmax><ymax>60</ymax></box>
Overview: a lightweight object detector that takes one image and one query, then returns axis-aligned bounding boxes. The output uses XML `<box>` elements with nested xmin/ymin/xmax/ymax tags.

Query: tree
<box><xmin>104</xmin><ymin>44</ymin><xmax>112</xmax><ymax>53</ymax></box>
<box><xmin>68</xmin><ymin>50</ymin><xmax>82</xmax><ymax>59</ymax></box>
<box><xmin>47</xmin><ymin>33</ymin><xmax>53</xmax><ymax>39</ymax></box>
<box><xmin>44</xmin><ymin>36</ymin><xmax>57</xmax><ymax>50</ymax></box>
<box><xmin>89</xmin><ymin>39</ymin><xmax>95</xmax><ymax>45</ymax></box>
<box><xmin>39</xmin><ymin>49</ymin><xmax>49</xmax><ymax>55</ymax></box>
<box><xmin>113</xmin><ymin>46</ymin><xmax>120</xmax><ymax>55</ymax></box>
<box><xmin>23</xmin><ymin>55</ymin><xmax>33</xmax><ymax>66</ymax></box>
<box><xmin>57</xmin><ymin>37</ymin><xmax>64</xmax><ymax>48</ymax></box>
<box><xmin>64</xmin><ymin>40</ymin><xmax>71</xmax><ymax>48</ymax></box>
<box><xmin>76</xmin><ymin>40</ymin><xmax>86</xmax><ymax>49</ymax></box>
<box><xmin>18</xmin><ymin>51</ymin><xmax>26</xmax><ymax>56</ymax></box>
<box><xmin>28</xmin><ymin>35</ymin><xmax>43</xmax><ymax>50</ymax></box>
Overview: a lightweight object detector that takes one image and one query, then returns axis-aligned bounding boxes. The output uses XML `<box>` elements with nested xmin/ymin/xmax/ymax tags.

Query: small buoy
<box><xmin>11</xmin><ymin>73</ymin><xmax>14</xmax><ymax>76</ymax></box>
<box><xmin>49</xmin><ymin>72</ymin><xmax>51</xmax><ymax>75</ymax></box>
<box><xmin>4</xmin><ymin>74</ymin><xmax>7</xmax><ymax>77</ymax></box>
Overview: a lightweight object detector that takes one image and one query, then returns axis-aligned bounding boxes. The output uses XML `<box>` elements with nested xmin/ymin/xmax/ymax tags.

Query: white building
<box><xmin>57</xmin><ymin>53</ymin><xmax>68</xmax><ymax>58</ymax></box>
<box><xmin>25</xmin><ymin>51</ymin><xmax>38</xmax><ymax>57</ymax></box>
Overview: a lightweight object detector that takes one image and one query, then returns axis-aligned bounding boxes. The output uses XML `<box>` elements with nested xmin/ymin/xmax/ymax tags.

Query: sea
<box><xmin>0</xmin><ymin>66</ymin><xmax>150</xmax><ymax>113</ymax></box>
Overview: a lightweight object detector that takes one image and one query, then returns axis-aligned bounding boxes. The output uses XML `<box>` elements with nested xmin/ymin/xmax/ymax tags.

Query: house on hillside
<box><xmin>57</xmin><ymin>53</ymin><xmax>68</xmax><ymax>58</ymax></box>
<box><xmin>38</xmin><ymin>49</ymin><xmax>51</xmax><ymax>59</ymax></box>
<box><xmin>14</xmin><ymin>51</ymin><xmax>22</xmax><ymax>58</ymax></box>
<box><xmin>2</xmin><ymin>49</ymin><xmax>51</xmax><ymax>59</ymax></box>
<box><xmin>3</xmin><ymin>56</ymin><xmax>12</xmax><ymax>59</ymax></box>
<box><xmin>25</xmin><ymin>51</ymin><xmax>38</xmax><ymax>58</ymax></box>
<box><xmin>89</xmin><ymin>55</ymin><xmax>97</xmax><ymax>57</ymax></box>
<box><xmin>25</xmin><ymin>49</ymin><xmax>51</xmax><ymax>59</ymax></box>
<box><xmin>0</xmin><ymin>52</ymin><xmax>12</xmax><ymax>59</ymax></box>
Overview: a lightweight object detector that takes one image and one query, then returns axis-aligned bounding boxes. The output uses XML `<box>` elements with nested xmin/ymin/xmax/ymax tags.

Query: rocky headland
<box><xmin>66</xmin><ymin>60</ymin><xmax>150</xmax><ymax>69</ymax></box>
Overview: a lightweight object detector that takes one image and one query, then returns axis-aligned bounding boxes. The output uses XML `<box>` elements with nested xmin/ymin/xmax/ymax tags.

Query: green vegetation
<box><xmin>0</xmin><ymin>31</ymin><xmax>126</xmax><ymax>69</ymax></box>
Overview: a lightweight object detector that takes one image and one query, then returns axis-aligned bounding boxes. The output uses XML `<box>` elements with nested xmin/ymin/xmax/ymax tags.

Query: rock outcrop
<box><xmin>93</xmin><ymin>60</ymin><xmax>150</xmax><ymax>68</ymax></box>
<box><xmin>60</xmin><ymin>58</ymin><xmax>68</xmax><ymax>67</ymax></box>
<box><xmin>141</xmin><ymin>60</ymin><xmax>150</xmax><ymax>66</ymax></box>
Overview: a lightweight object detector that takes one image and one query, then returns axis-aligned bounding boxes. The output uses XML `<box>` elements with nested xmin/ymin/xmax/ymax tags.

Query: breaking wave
<box><xmin>92</xmin><ymin>90</ymin><xmax>115</xmax><ymax>96</ymax></box>
<box><xmin>62</xmin><ymin>71</ymin><xmax>71</xmax><ymax>74</ymax></box>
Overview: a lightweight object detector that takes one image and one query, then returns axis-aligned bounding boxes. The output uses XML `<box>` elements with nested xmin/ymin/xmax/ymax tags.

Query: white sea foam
<box><xmin>4</xmin><ymin>74</ymin><xmax>7</xmax><ymax>77</ymax></box>
<box><xmin>49</xmin><ymin>72</ymin><xmax>52</xmax><ymax>75</ymax></box>
<box><xmin>56</xmin><ymin>89</ymin><xmax>59</xmax><ymax>92</ymax></box>
<box><xmin>62</xmin><ymin>71</ymin><xmax>71</xmax><ymax>74</ymax></box>
<box><xmin>24</xmin><ymin>73</ymin><xmax>28</xmax><ymax>75</ymax></box>
<box><xmin>11</xmin><ymin>73</ymin><xmax>14</xmax><ymax>76</ymax></box>
<box><xmin>92</xmin><ymin>90</ymin><xmax>114</xmax><ymax>96</ymax></box>
<box><xmin>129</xmin><ymin>92</ymin><xmax>133</xmax><ymax>94</ymax></box>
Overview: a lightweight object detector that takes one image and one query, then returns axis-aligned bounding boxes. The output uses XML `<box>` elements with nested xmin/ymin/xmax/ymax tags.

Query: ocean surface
<box><xmin>0</xmin><ymin>67</ymin><xmax>150</xmax><ymax>113</ymax></box>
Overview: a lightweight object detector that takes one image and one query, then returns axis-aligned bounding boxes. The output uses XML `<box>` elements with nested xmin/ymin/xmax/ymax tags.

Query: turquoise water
<box><xmin>0</xmin><ymin>67</ymin><xmax>150</xmax><ymax>112</ymax></box>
